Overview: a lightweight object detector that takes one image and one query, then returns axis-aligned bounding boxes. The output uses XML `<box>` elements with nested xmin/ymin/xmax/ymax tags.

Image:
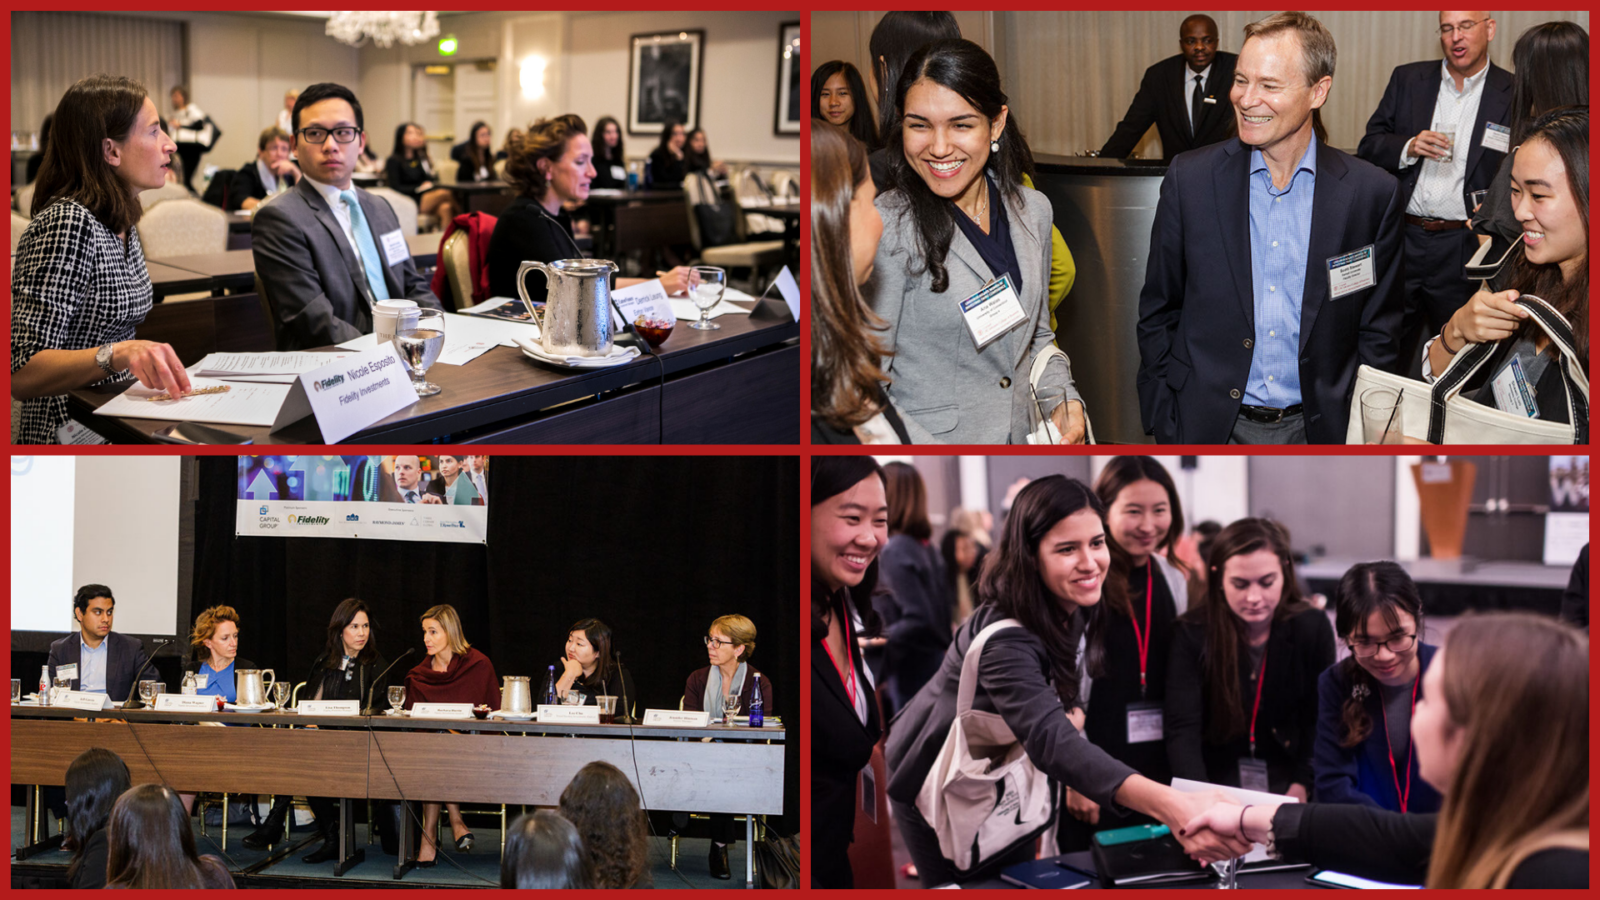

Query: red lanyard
<box><xmin>820</xmin><ymin>608</ymin><xmax>858</xmax><ymax>711</ymax></box>
<box><xmin>1129</xmin><ymin>564</ymin><xmax>1153</xmax><ymax>696</ymax></box>
<box><xmin>1248</xmin><ymin>643</ymin><xmax>1268</xmax><ymax>758</ymax></box>
<box><xmin>1380</xmin><ymin>674</ymin><xmax>1420</xmax><ymax>813</ymax></box>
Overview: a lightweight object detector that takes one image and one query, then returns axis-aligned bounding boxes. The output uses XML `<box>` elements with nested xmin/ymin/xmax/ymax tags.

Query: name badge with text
<box><xmin>1126</xmin><ymin>701</ymin><xmax>1164</xmax><ymax>744</ymax></box>
<box><xmin>539</xmin><ymin>704</ymin><xmax>601</xmax><ymax>724</ymax></box>
<box><xmin>1482</xmin><ymin>122</ymin><xmax>1511</xmax><ymax>154</ymax></box>
<box><xmin>156</xmin><ymin>694</ymin><xmax>217</xmax><ymax>712</ymax></box>
<box><xmin>1327</xmin><ymin>246</ymin><xmax>1376</xmax><ymax>299</ymax></box>
<box><xmin>298</xmin><ymin>700</ymin><xmax>361</xmax><ymax>716</ymax></box>
<box><xmin>410</xmin><ymin>702</ymin><xmax>474</xmax><ymax>719</ymax></box>
<box><xmin>959</xmin><ymin>274</ymin><xmax>1028</xmax><ymax>350</ymax></box>
<box><xmin>56</xmin><ymin>690</ymin><xmax>113</xmax><ymax>711</ymax></box>
<box><xmin>1238</xmin><ymin>757</ymin><xmax>1271</xmax><ymax>792</ymax></box>
<box><xmin>54</xmin><ymin>664</ymin><xmax>78</xmax><ymax>683</ymax></box>
<box><xmin>611</xmin><ymin>165</ymin><xmax>627</xmax><ymax>182</ymax></box>
<box><xmin>379</xmin><ymin>228</ymin><xmax>409</xmax><ymax>268</ymax></box>
<box><xmin>642</xmin><ymin>709</ymin><xmax>711</xmax><ymax>727</ymax></box>
<box><xmin>1491</xmin><ymin>356</ymin><xmax>1540</xmax><ymax>418</ymax></box>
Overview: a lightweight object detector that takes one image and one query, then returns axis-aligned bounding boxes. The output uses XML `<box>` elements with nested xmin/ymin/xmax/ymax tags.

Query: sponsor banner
<box><xmin>236</xmin><ymin>456</ymin><xmax>489</xmax><ymax>544</ymax></box>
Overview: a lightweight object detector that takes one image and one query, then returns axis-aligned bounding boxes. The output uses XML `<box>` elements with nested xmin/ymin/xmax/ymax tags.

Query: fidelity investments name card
<box><xmin>273</xmin><ymin>344</ymin><xmax>419</xmax><ymax>443</ymax></box>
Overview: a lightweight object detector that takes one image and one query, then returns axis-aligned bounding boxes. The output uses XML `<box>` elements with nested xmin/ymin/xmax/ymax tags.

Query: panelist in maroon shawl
<box><xmin>403</xmin><ymin>604</ymin><xmax>499</xmax><ymax>866</ymax></box>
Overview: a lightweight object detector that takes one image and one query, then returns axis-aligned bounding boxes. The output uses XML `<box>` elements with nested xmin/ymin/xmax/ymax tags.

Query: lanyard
<box><xmin>1129</xmin><ymin>564</ymin><xmax>1153</xmax><ymax>697</ymax></box>
<box><xmin>1248</xmin><ymin>642</ymin><xmax>1268</xmax><ymax>758</ymax></box>
<box><xmin>820</xmin><ymin>607</ymin><xmax>858</xmax><ymax>712</ymax></box>
<box><xmin>1380</xmin><ymin>674</ymin><xmax>1420</xmax><ymax>813</ymax></box>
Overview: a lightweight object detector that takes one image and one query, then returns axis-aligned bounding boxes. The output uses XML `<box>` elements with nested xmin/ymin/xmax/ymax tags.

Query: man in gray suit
<box><xmin>252</xmin><ymin>82</ymin><xmax>440</xmax><ymax>350</ymax></box>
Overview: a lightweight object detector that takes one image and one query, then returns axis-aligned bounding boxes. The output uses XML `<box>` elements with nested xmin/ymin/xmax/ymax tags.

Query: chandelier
<box><xmin>325</xmin><ymin>12</ymin><xmax>440</xmax><ymax>49</ymax></box>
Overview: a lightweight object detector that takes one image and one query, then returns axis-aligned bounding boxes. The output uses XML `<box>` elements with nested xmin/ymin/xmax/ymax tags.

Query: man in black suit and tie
<box><xmin>1137</xmin><ymin>12</ymin><xmax>1404</xmax><ymax>445</ymax></box>
<box><xmin>226</xmin><ymin>127</ymin><xmax>300</xmax><ymax>212</ymax></box>
<box><xmin>46</xmin><ymin>585</ymin><xmax>148</xmax><ymax>702</ymax></box>
<box><xmin>1100</xmin><ymin>15</ymin><xmax>1238</xmax><ymax>159</ymax></box>
<box><xmin>252</xmin><ymin>82</ymin><xmax>440</xmax><ymax>350</ymax></box>
<box><xmin>1358</xmin><ymin>11</ymin><xmax>1512</xmax><ymax>365</ymax></box>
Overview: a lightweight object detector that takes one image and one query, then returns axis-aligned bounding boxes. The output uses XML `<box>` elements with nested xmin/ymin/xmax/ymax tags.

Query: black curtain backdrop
<box><xmin>189</xmin><ymin>454</ymin><xmax>799</xmax><ymax>834</ymax></box>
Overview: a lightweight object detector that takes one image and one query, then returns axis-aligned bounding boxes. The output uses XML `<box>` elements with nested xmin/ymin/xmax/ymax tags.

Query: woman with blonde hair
<box><xmin>402</xmin><ymin>603</ymin><xmax>500</xmax><ymax>865</ymax></box>
<box><xmin>1185</xmin><ymin>612</ymin><xmax>1588</xmax><ymax>887</ymax></box>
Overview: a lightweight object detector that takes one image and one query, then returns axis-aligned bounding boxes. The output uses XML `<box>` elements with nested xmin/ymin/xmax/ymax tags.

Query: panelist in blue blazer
<box><xmin>1314</xmin><ymin>562</ymin><xmax>1442</xmax><ymax>814</ymax></box>
<box><xmin>47</xmin><ymin>584</ymin><xmax>147</xmax><ymax>702</ymax></box>
<box><xmin>1137</xmin><ymin>12</ymin><xmax>1404</xmax><ymax>444</ymax></box>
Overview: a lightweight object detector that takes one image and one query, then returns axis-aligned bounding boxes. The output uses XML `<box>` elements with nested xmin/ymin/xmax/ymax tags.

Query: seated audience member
<box><xmin>386</xmin><ymin>122</ymin><xmax>457</xmax><ymax>223</ymax></box>
<box><xmin>167</xmin><ymin>86</ymin><xmax>212</xmax><ymax>192</ymax></box>
<box><xmin>105</xmin><ymin>784</ymin><xmax>236</xmax><ymax>888</ymax></box>
<box><xmin>1560</xmin><ymin>544</ymin><xmax>1588</xmax><ymax>631</ymax></box>
<box><xmin>557</xmin><ymin>761</ymin><xmax>650</xmax><ymax>888</ymax></box>
<box><xmin>683</xmin><ymin>615</ymin><xmax>774</xmax><ymax>878</ymax></box>
<box><xmin>500</xmin><ymin>810</ymin><xmax>593</xmax><ymax>889</ymax></box>
<box><xmin>589</xmin><ymin>116</ymin><xmax>627</xmax><ymax>190</ymax></box>
<box><xmin>228</xmin><ymin>127</ymin><xmax>299</xmax><ymax>211</ymax></box>
<box><xmin>424</xmin><ymin>454</ymin><xmax>481</xmax><ymax>505</ymax></box>
<box><xmin>64</xmin><ymin>748</ymin><xmax>132</xmax><ymax>890</ymax></box>
<box><xmin>684</xmin><ymin>127</ymin><xmax>728</xmax><ymax>179</ymax></box>
<box><xmin>185</xmin><ymin>605</ymin><xmax>254</xmax><ymax>703</ymax></box>
<box><xmin>1165</xmin><ymin>518</ymin><xmax>1335</xmax><ymax>797</ymax></box>
<box><xmin>252</xmin><ymin>82</ymin><xmax>441</xmax><ymax>349</ymax></box>
<box><xmin>353</xmin><ymin>141</ymin><xmax>384</xmax><ymax>175</ymax></box>
<box><xmin>404</xmin><ymin>604</ymin><xmax>500</xmax><ymax>865</ymax></box>
<box><xmin>1184</xmin><ymin>612</ymin><xmax>1588</xmax><ymax>888</ymax></box>
<box><xmin>451</xmin><ymin>121</ymin><xmax>496</xmax><ymax>183</ymax></box>
<box><xmin>647</xmin><ymin>118</ymin><xmax>688</xmax><ymax>188</ymax></box>
<box><xmin>48</xmin><ymin>583</ymin><xmax>147</xmax><ymax>701</ymax></box>
<box><xmin>1315</xmin><ymin>562</ymin><xmax>1442</xmax><ymax>813</ymax></box>
<box><xmin>11</xmin><ymin>75</ymin><xmax>190</xmax><ymax>444</ymax></box>
<box><xmin>274</xmin><ymin>88</ymin><xmax>298</xmax><ymax>136</ymax></box>
<box><xmin>554</xmin><ymin>618</ymin><xmax>636</xmax><ymax>716</ymax></box>
<box><xmin>812</xmin><ymin>61</ymin><xmax>879</xmax><ymax>149</ymax></box>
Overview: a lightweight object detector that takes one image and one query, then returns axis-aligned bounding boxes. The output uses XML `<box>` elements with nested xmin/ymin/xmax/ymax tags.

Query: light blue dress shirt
<box><xmin>1245</xmin><ymin>141</ymin><xmax>1318</xmax><ymax>408</ymax></box>
<box><xmin>78</xmin><ymin>636</ymin><xmax>108</xmax><ymax>693</ymax></box>
<box><xmin>196</xmin><ymin>661</ymin><xmax>237</xmax><ymax>703</ymax></box>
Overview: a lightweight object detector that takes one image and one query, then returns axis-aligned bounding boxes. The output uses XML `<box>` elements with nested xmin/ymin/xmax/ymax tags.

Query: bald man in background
<box><xmin>1100</xmin><ymin>14</ymin><xmax>1239</xmax><ymax>159</ymax></box>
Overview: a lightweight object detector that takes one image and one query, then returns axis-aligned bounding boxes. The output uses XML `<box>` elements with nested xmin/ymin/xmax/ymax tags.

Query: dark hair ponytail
<box><xmin>1334</xmin><ymin>561</ymin><xmax>1424</xmax><ymax>747</ymax></box>
<box><xmin>885</xmin><ymin>39</ymin><xmax>1036</xmax><ymax>293</ymax></box>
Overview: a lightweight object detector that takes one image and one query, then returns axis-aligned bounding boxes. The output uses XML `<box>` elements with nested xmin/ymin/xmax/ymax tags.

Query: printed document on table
<box><xmin>189</xmin><ymin>351</ymin><xmax>352</xmax><ymax>383</ymax></box>
<box><xmin>669</xmin><ymin>297</ymin><xmax>754</xmax><ymax>321</ymax></box>
<box><xmin>93</xmin><ymin>377</ymin><xmax>291</xmax><ymax>426</ymax></box>
<box><xmin>335</xmin><ymin>313</ymin><xmax>541</xmax><ymax>366</ymax></box>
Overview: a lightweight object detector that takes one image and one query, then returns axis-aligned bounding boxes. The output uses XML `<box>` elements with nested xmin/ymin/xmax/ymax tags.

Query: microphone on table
<box><xmin>607</xmin><ymin>293</ymin><xmax>666</xmax><ymax>445</ymax></box>
<box><xmin>363</xmin><ymin>648</ymin><xmax>415</xmax><ymax>716</ymax></box>
<box><xmin>123</xmin><ymin>641</ymin><xmax>179</xmax><ymax>709</ymax></box>
<box><xmin>614</xmin><ymin>651</ymin><xmax>634</xmax><ymax>725</ymax></box>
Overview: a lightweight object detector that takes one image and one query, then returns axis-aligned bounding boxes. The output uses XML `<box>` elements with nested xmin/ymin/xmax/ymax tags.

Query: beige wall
<box><xmin>813</xmin><ymin>10</ymin><xmax>1588</xmax><ymax>157</ymax></box>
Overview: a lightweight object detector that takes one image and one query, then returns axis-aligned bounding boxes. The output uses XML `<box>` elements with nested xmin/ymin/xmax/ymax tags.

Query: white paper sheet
<box><xmin>337</xmin><ymin>313</ymin><xmax>541</xmax><ymax>367</ymax></box>
<box><xmin>190</xmin><ymin>351</ymin><xmax>352</xmax><ymax>380</ymax></box>
<box><xmin>669</xmin><ymin>298</ymin><xmax>754</xmax><ymax>321</ymax></box>
<box><xmin>93</xmin><ymin>377</ymin><xmax>292</xmax><ymax>427</ymax></box>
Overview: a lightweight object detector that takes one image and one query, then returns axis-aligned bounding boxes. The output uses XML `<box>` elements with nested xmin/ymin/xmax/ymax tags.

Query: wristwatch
<box><xmin>94</xmin><ymin>343</ymin><xmax>118</xmax><ymax>376</ymax></box>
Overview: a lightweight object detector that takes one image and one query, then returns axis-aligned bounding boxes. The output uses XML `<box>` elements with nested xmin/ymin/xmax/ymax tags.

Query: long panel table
<box><xmin>147</xmin><ymin>233</ymin><xmax>441</xmax><ymax>301</ymax></box>
<box><xmin>11</xmin><ymin>705</ymin><xmax>784</xmax><ymax>885</ymax></box>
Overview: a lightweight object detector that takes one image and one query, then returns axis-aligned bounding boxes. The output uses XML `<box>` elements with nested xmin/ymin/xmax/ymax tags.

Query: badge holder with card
<box><xmin>958</xmin><ymin>274</ymin><xmax>1028</xmax><ymax>351</ymax></box>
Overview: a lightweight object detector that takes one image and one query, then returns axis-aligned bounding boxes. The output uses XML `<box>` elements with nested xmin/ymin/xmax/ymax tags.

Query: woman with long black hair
<box><xmin>813</xmin><ymin>60</ymin><xmax>879</xmax><ymax>149</ymax></box>
<box><xmin>64</xmin><ymin>748</ymin><xmax>131</xmax><ymax>889</ymax></box>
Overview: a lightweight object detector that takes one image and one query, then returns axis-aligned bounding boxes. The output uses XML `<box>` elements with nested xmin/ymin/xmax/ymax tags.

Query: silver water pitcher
<box><xmin>518</xmin><ymin>258</ymin><xmax>621</xmax><ymax>357</ymax></box>
<box><xmin>235</xmin><ymin>669</ymin><xmax>276</xmax><ymax>707</ymax></box>
<box><xmin>502</xmin><ymin>676</ymin><xmax>533</xmax><ymax>714</ymax></box>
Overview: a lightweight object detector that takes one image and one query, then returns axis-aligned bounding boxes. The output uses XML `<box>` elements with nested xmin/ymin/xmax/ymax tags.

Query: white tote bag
<box><xmin>1346</xmin><ymin>295</ymin><xmax>1588</xmax><ymax>444</ymax></box>
<box><xmin>915</xmin><ymin>618</ymin><xmax>1058</xmax><ymax>878</ymax></box>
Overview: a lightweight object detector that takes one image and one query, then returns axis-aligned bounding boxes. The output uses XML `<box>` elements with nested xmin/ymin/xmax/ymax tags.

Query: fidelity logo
<box><xmin>287</xmin><ymin>514</ymin><xmax>331</xmax><ymax>525</ymax></box>
<box><xmin>311</xmin><ymin>373</ymin><xmax>346</xmax><ymax>393</ymax></box>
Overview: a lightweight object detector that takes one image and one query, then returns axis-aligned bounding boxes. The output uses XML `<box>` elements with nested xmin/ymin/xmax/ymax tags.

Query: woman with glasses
<box><xmin>1313</xmin><ymin>562</ymin><xmax>1442</xmax><ymax>813</ymax></box>
<box><xmin>681</xmin><ymin>615</ymin><xmax>774</xmax><ymax>878</ymax></box>
<box><xmin>1165</xmin><ymin>518</ymin><xmax>1335</xmax><ymax>798</ymax></box>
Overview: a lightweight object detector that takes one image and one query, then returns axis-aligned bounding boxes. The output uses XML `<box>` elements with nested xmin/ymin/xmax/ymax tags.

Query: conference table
<box><xmin>962</xmin><ymin>852</ymin><xmax>1319</xmax><ymax>890</ymax></box>
<box><xmin>10</xmin><ymin>704</ymin><xmax>786</xmax><ymax>885</ymax></box>
<box><xmin>146</xmin><ymin>232</ymin><xmax>442</xmax><ymax>301</ymax></box>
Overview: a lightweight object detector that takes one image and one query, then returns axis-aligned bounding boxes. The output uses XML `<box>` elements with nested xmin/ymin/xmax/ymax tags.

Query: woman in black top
<box><xmin>384</xmin><ymin>122</ymin><xmax>457</xmax><ymax>225</ymax></box>
<box><xmin>812</xmin><ymin>61</ymin><xmax>878</xmax><ymax>150</ymax></box>
<box><xmin>1166</xmin><ymin>518</ymin><xmax>1334</xmax><ymax>798</ymax></box>
<box><xmin>449</xmin><ymin>121</ymin><xmax>495</xmax><ymax>183</ymax></box>
<box><xmin>646</xmin><ymin>118</ymin><xmax>687</xmax><ymax>188</ymax></box>
<box><xmin>811</xmin><ymin>457</ymin><xmax>890</xmax><ymax>888</ymax></box>
<box><xmin>589</xmin><ymin>116</ymin><xmax>627</xmax><ymax>190</ymax></box>
<box><xmin>554</xmin><ymin>618</ymin><xmax>636</xmax><ymax>718</ymax></box>
<box><xmin>886</xmin><ymin>476</ymin><xmax>1247</xmax><ymax>885</ymax></box>
<box><xmin>1184</xmin><ymin>613</ymin><xmax>1587</xmax><ymax>889</ymax></box>
<box><xmin>105</xmin><ymin>785</ymin><xmax>236</xmax><ymax>888</ymax></box>
<box><xmin>684</xmin><ymin>127</ymin><xmax>727</xmax><ymax>180</ymax></box>
<box><xmin>64</xmin><ymin>748</ymin><xmax>131</xmax><ymax>890</ymax></box>
<box><xmin>877</xmin><ymin>461</ymin><xmax>952</xmax><ymax>714</ymax></box>
<box><xmin>1056</xmin><ymin>457</ymin><xmax>1190</xmax><ymax>848</ymax></box>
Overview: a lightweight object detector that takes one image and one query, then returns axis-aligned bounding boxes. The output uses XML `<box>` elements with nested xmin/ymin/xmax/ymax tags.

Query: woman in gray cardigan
<box><xmin>864</xmin><ymin>39</ymin><xmax>1086</xmax><ymax>444</ymax></box>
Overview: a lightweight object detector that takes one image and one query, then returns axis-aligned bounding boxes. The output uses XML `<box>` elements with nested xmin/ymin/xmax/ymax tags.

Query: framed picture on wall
<box><xmin>628</xmin><ymin>29</ymin><xmax>704</xmax><ymax>135</ymax></box>
<box><xmin>774</xmin><ymin>21</ymin><xmax>801</xmax><ymax>136</ymax></box>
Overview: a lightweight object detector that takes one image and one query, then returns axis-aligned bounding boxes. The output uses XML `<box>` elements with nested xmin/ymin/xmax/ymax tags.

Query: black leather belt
<box><xmin>1404</xmin><ymin>215</ymin><xmax>1468</xmax><ymax>232</ymax></box>
<box><xmin>1238</xmin><ymin>403</ymin><xmax>1303</xmax><ymax>424</ymax></box>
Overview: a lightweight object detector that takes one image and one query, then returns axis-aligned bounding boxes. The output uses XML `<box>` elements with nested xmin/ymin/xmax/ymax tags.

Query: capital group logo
<box><xmin>259</xmin><ymin>505</ymin><xmax>269</xmax><ymax>515</ymax></box>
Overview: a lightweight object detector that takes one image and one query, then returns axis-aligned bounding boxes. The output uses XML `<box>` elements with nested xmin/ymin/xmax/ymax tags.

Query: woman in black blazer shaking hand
<box><xmin>1166</xmin><ymin>518</ymin><xmax>1334</xmax><ymax>799</ymax></box>
<box><xmin>810</xmin><ymin>456</ymin><xmax>889</xmax><ymax>888</ymax></box>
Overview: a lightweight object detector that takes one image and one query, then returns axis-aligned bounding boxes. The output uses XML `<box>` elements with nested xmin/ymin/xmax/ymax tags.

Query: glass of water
<box><xmin>154</xmin><ymin>682</ymin><xmax>167</xmax><ymax>700</ymax></box>
<box><xmin>11</xmin><ymin>679</ymin><xmax>21</xmax><ymax>704</ymax></box>
<box><xmin>53</xmin><ymin>677</ymin><xmax>72</xmax><ymax>704</ymax></box>
<box><xmin>564</xmin><ymin>690</ymin><xmax>583</xmax><ymax>706</ymax></box>
<box><xmin>1433</xmin><ymin>125</ymin><xmax>1454</xmax><ymax>163</ymax></box>
<box><xmin>688</xmin><ymin>266</ymin><xmax>726</xmax><ymax>331</ymax></box>
<box><xmin>138</xmin><ymin>680</ymin><xmax>157</xmax><ymax>705</ymax></box>
<box><xmin>722</xmin><ymin>693</ymin><xmax>742</xmax><ymax>726</ymax></box>
<box><xmin>393</xmin><ymin>308</ymin><xmax>445</xmax><ymax>396</ymax></box>
<box><xmin>273</xmin><ymin>682</ymin><xmax>289</xmax><ymax>710</ymax></box>
<box><xmin>388</xmin><ymin>685</ymin><xmax>406</xmax><ymax>715</ymax></box>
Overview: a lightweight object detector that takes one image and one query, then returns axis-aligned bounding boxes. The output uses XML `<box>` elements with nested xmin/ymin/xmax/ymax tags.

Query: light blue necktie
<box><xmin>340</xmin><ymin>189</ymin><xmax>391</xmax><ymax>303</ymax></box>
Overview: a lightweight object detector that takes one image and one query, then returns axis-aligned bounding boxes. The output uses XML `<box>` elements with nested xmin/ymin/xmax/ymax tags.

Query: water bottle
<box><xmin>543</xmin><ymin>665</ymin><xmax>557</xmax><ymax>706</ymax></box>
<box><xmin>642</xmin><ymin>159</ymin><xmax>653</xmax><ymax>189</ymax></box>
<box><xmin>39</xmin><ymin>665</ymin><xmax>50</xmax><ymax>707</ymax></box>
<box><xmin>626</xmin><ymin>160</ymin><xmax>640</xmax><ymax>191</ymax></box>
<box><xmin>747</xmin><ymin>674</ymin><xmax>763</xmax><ymax>728</ymax></box>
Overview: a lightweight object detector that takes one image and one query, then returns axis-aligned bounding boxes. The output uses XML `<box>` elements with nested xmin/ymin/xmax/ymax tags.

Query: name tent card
<box><xmin>609</xmin><ymin>279</ymin><xmax>675</xmax><ymax>329</ymax></box>
<box><xmin>55</xmin><ymin>690</ymin><xmax>113</xmax><ymax>711</ymax></box>
<box><xmin>298</xmin><ymin>700</ymin><xmax>361</xmax><ymax>716</ymax></box>
<box><xmin>272</xmin><ymin>344</ymin><xmax>418</xmax><ymax>443</ymax></box>
<box><xmin>642</xmin><ymin>709</ymin><xmax>711</xmax><ymax>727</ymax></box>
<box><xmin>410</xmin><ymin>702</ymin><xmax>474</xmax><ymax>719</ymax></box>
<box><xmin>773</xmin><ymin>266</ymin><xmax>800</xmax><ymax>322</ymax></box>
<box><xmin>155</xmin><ymin>694</ymin><xmax>216</xmax><ymax>712</ymax></box>
<box><xmin>538</xmin><ymin>705</ymin><xmax>601</xmax><ymax>724</ymax></box>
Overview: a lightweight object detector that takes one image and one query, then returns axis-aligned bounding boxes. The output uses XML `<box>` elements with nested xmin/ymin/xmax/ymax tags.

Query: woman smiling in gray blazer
<box><xmin>865</xmin><ymin>39</ymin><xmax>1086</xmax><ymax>444</ymax></box>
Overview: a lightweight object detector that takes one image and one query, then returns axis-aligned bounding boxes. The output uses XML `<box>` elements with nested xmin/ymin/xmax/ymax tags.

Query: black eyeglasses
<box><xmin>299</xmin><ymin>126</ymin><xmax>362</xmax><ymax>145</ymax></box>
<box><xmin>704</xmin><ymin>636</ymin><xmax>734</xmax><ymax>649</ymax></box>
<box><xmin>1348</xmin><ymin>633</ymin><xmax>1417</xmax><ymax>658</ymax></box>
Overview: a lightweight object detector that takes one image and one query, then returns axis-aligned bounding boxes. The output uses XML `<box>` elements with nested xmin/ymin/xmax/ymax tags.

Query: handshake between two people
<box><xmin>1167</xmin><ymin>796</ymin><xmax>1285</xmax><ymax>866</ymax></box>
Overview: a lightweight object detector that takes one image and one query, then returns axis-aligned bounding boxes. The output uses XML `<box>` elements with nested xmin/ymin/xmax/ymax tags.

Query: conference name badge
<box><xmin>1491</xmin><ymin>356</ymin><xmax>1540</xmax><ymax>419</ymax></box>
<box><xmin>1482</xmin><ymin>122</ymin><xmax>1511</xmax><ymax>154</ymax></box>
<box><xmin>379</xmin><ymin>228</ymin><xmax>409</xmax><ymax>267</ymax></box>
<box><xmin>611</xmin><ymin>165</ymin><xmax>627</xmax><ymax>182</ymax></box>
<box><xmin>54</xmin><ymin>664</ymin><xmax>78</xmax><ymax>683</ymax></box>
<box><xmin>959</xmin><ymin>274</ymin><xmax>1028</xmax><ymax>350</ymax></box>
<box><xmin>1126</xmin><ymin>700</ymin><xmax>1164</xmax><ymax>744</ymax></box>
<box><xmin>1237</xmin><ymin>757</ymin><xmax>1271</xmax><ymax>792</ymax></box>
<box><xmin>1326</xmin><ymin>245</ymin><xmax>1376</xmax><ymax>300</ymax></box>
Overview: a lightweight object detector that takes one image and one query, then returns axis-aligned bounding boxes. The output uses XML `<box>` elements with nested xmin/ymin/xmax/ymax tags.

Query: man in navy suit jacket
<box><xmin>1138</xmin><ymin>12</ymin><xmax>1404</xmax><ymax>444</ymax></box>
<box><xmin>1100</xmin><ymin>15</ymin><xmax>1239</xmax><ymax>159</ymax></box>
<box><xmin>47</xmin><ymin>584</ymin><xmax>148</xmax><ymax>703</ymax></box>
<box><xmin>1357</xmin><ymin>12</ymin><xmax>1512</xmax><ymax>361</ymax></box>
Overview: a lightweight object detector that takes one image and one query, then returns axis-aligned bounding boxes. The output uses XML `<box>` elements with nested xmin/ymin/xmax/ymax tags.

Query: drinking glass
<box><xmin>273</xmin><ymin>682</ymin><xmax>289</xmax><ymax>710</ymax></box>
<box><xmin>138</xmin><ymin>680</ymin><xmax>157</xmax><ymax>705</ymax></box>
<box><xmin>393</xmin><ymin>308</ymin><xmax>445</xmax><ymax>396</ymax></box>
<box><xmin>1468</xmin><ymin>189</ymin><xmax>1489</xmax><ymax>214</ymax></box>
<box><xmin>388</xmin><ymin>685</ymin><xmax>406</xmax><ymax>715</ymax></box>
<box><xmin>154</xmin><ymin>683</ymin><xmax>167</xmax><ymax>699</ymax></box>
<box><xmin>722</xmin><ymin>693</ymin><xmax>742</xmax><ymax>726</ymax></box>
<box><xmin>53</xmin><ymin>676</ymin><xmax>73</xmax><ymax>704</ymax></box>
<box><xmin>1027</xmin><ymin>386</ymin><xmax>1066</xmax><ymax>444</ymax></box>
<box><xmin>1433</xmin><ymin>126</ymin><xmax>1454</xmax><ymax>163</ymax></box>
<box><xmin>688</xmin><ymin>266</ymin><xmax>726</xmax><ymax>331</ymax></box>
<box><xmin>11</xmin><ymin>679</ymin><xmax>20</xmax><ymax>705</ymax></box>
<box><xmin>564</xmin><ymin>690</ymin><xmax>583</xmax><ymax>706</ymax></box>
<box><xmin>597</xmin><ymin>695</ymin><xmax>618</xmax><ymax>724</ymax></box>
<box><xmin>1360</xmin><ymin>387</ymin><xmax>1406</xmax><ymax>444</ymax></box>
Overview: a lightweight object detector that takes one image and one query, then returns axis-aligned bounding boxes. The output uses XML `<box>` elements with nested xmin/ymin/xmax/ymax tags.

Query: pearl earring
<box><xmin>990</xmin><ymin>138</ymin><xmax>1000</xmax><ymax>153</ymax></box>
